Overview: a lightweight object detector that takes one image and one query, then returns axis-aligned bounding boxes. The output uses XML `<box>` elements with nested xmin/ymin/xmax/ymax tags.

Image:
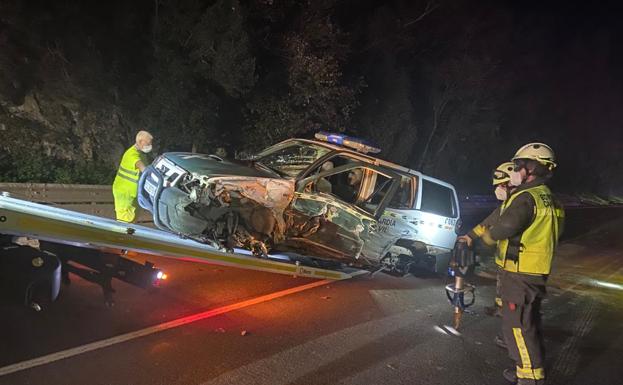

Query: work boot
<box><xmin>494</xmin><ymin>334</ymin><xmax>507</xmax><ymax>349</ymax></box>
<box><xmin>503</xmin><ymin>368</ymin><xmax>517</xmax><ymax>384</ymax></box>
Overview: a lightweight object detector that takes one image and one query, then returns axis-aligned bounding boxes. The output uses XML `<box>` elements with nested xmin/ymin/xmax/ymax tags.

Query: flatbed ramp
<box><xmin>0</xmin><ymin>193</ymin><xmax>364</xmax><ymax>280</ymax></box>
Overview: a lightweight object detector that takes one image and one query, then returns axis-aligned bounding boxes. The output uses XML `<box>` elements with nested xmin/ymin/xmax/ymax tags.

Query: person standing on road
<box><xmin>472</xmin><ymin>143</ymin><xmax>564</xmax><ymax>385</ymax></box>
<box><xmin>112</xmin><ymin>130</ymin><xmax>153</xmax><ymax>222</ymax></box>
<box><xmin>460</xmin><ymin>161</ymin><xmax>516</xmax><ymax>322</ymax></box>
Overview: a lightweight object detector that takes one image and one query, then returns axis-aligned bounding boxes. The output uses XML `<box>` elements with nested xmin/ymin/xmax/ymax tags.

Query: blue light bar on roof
<box><xmin>314</xmin><ymin>132</ymin><xmax>381</xmax><ymax>154</ymax></box>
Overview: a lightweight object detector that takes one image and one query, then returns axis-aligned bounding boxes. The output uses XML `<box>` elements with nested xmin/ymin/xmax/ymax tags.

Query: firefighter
<box><xmin>112</xmin><ymin>130</ymin><xmax>153</xmax><ymax>222</ymax></box>
<box><xmin>460</xmin><ymin>161</ymin><xmax>516</xmax><ymax>315</ymax></box>
<box><xmin>476</xmin><ymin>143</ymin><xmax>564</xmax><ymax>384</ymax></box>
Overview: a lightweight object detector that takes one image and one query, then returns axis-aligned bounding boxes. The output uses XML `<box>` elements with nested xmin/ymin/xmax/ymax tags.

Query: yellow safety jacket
<box><xmin>112</xmin><ymin>146</ymin><xmax>145</xmax><ymax>198</ymax></box>
<box><xmin>495</xmin><ymin>184</ymin><xmax>564</xmax><ymax>275</ymax></box>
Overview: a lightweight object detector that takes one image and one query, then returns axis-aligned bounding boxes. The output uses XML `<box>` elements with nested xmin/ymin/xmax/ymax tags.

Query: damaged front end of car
<box><xmin>139</xmin><ymin>165</ymin><xmax>384</xmax><ymax>268</ymax></box>
<box><xmin>140</xmin><ymin>165</ymin><xmax>296</xmax><ymax>257</ymax></box>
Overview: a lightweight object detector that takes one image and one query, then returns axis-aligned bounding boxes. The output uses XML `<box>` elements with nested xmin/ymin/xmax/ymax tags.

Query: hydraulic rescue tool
<box><xmin>445</xmin><ymin>239</ymin><xmax>476</xmax><ymax>329</ymax></box>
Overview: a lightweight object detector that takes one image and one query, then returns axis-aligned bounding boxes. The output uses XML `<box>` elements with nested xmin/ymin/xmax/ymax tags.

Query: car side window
<box><xmin>359</xmin><ymin>170</ymin><xmax>393</xmax><ymax>213</ymax></box>
<box><xmin>258</xmin><ymin>143</ymin><xmax>330</xmax><ymax>177</ymax></box>
<box><xmin>303</xmin><ymin>165</ymin><xmax>366</xmax><ymax>203</ymax></box>
<box><xmin>420</xmin><ymin>180</ymin><xmax>457</xmax><ymax>217</ymax></box>
<box><xmin>308</xmin><ymin>155</ymin><xmax>358</xmax><ymax>178</ymax></box>
<box><xmin>388</xmin><ymin>175</ymin><xmax>415</xmax><ymax>209</ymax></box>
<box><xmin>326</xmin><ymin>167</ymin><xmax>365</xmax><ymax>204</ymax></box>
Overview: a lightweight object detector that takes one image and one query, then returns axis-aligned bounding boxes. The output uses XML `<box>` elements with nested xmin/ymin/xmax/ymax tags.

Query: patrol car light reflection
<box><xmin>591</xmin><ymin>280</ymin><xmax>623</xmax><ymax>290</ymax></box>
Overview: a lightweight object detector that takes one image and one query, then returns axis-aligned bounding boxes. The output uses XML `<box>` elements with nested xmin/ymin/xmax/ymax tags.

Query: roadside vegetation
<box><xmin>0</xmin><ymin>0</ymin><xmax>620</xmax><ymax>195</ymax></box>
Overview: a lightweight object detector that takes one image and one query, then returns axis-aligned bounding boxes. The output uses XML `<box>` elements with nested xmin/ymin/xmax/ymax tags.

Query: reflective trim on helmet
<box><xmin>492</xmin><ymin>162</ymin><xmax>515</xmax><ymax>185</ymax></box>
<box><xmin>492</xmin><ymin>170</ymin><xmax>511</xmax><ymax>185</ymax></box>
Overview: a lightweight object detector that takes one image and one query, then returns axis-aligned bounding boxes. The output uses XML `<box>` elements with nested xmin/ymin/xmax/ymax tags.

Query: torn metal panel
<box><xmin>207</xmin><ymin>177</ymin><xmax>295</xmax><ymax>241</ymax></box>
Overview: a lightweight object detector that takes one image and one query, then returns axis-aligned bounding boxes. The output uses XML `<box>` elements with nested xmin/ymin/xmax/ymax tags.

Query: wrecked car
<box><xmin>138</xmin><ymin>133</ymin><xmax>460</xmax><ymax>276</ymax></box>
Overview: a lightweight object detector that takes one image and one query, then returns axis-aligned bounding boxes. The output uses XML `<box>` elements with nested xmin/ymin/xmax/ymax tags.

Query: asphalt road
<box><xmin>1</xmin><ymin>209</ymin><xmax>622</xmax><ymax>385</ymax></box>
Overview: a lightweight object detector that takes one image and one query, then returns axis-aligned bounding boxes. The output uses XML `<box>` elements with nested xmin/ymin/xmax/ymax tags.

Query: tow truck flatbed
<box><xmin>0</xmin><ymin>192</ymin><xmax>365</xmax><ymax>281</ymax></box>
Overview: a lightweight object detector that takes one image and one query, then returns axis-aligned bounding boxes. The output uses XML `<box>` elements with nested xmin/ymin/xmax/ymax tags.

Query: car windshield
<box><xmin>255</xmin><ymin>141</ymin><xmax>331</xmax><ymax>178</ymax></box>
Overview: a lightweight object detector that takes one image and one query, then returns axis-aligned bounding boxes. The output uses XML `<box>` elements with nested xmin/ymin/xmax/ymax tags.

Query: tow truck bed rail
<box><xmin>0</xmin><ymin>193</ymin><xmax>363</xmax><ymax>281</ymax></box>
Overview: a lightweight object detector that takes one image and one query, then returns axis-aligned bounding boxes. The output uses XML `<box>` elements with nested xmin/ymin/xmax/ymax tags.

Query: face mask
<box><xmin>141</xmin><ymin>144</ymin><xmax>152</xmax><ymax>153</ymax></box>
<box><xmin>494</xmin><ymin>185</ymin><xmax>508</xmax><ymax>201</ymax></box>
<box><xmin>509</xmin><ymin>170</ymin><xmax>523</xmax><ymax>187</ymax></box>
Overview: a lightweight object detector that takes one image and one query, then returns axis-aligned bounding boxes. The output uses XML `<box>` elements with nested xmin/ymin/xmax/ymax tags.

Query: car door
<box><xmin>281</xmin><ymin>163</ymin><xmax>399</xmax><ymax>264</ymax></box>
<box><xmin>354</xmin><ymin>166</ymin><xmax>404</xmax><ymax>261</ymax></box>
<box><xmin>411</xmin><ymin>177</ymin><xmax>460</xmax><ymax>251</ymax></box>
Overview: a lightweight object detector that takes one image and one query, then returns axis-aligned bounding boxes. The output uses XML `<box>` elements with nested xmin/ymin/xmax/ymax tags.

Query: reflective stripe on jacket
<box><xmin>112</xmin><ymin>146</ymin><xmax>145</xmax><ymax>197</ymax></box>
<box><xmin>495</xmin><ymin>184</ymin><xmax>564</xmax><ymax>275</ymax></box>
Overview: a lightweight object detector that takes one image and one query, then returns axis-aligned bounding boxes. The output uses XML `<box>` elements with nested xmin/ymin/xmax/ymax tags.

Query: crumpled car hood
<box><xmin>208</xmin><ymin>176</ymin><xmax>295</xmax><ymax>237</ymax></box>
<box><xmin>165</xmin><ymin>152</ymin><xmax>277</xmax><ymax>178</ymax></box>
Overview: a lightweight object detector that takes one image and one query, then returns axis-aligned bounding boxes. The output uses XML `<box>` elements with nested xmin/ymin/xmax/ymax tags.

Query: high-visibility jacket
<box><xmin>112</xmin><ymin>146</ymin><xmax>146</xmax><ymax>198</ymax></box>
<box><xmin>495</xmin><ymin>184</ymin><xmax>564</xmax><ymax>275</ymax></box>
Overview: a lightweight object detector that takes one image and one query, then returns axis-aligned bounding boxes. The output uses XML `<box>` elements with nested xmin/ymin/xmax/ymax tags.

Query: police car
<box><xmin>138</xmin><ymin>132</ymin><xmax>460</xmax><ymax>276</ymax></box>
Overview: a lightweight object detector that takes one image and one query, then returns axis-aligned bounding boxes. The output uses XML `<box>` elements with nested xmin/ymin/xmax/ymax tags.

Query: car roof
<box><xmin>281</xmin><ymin>138</ymin><xmax>457</xmax><ymax>191</ymax></box>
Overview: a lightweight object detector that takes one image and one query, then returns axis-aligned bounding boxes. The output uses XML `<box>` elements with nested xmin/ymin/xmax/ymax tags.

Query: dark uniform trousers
<box><xmin>500</xmin><ymin>270</ymin><xmax>547</xmax><ymax>381</ymax></box>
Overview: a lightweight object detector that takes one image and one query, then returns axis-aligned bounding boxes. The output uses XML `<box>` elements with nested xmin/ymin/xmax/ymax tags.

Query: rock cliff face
<box><xmin>2</xmin><ymin>91</ymin><xmax>127</xmax><ymax>161</ymax></box>
<box><xmin>0</xmin><ymin>87</ymin><xmax>128</xmax><ymax>183</ymax></box>
<box><xmin>0</xmin><ymin>13</ymin><xmax>130</xmax><ymax>183</ymax></box>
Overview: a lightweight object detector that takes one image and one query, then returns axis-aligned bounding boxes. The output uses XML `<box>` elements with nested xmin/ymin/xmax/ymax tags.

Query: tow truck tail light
<box><xmin>156</xmin><ymin>271</ymin><xmax>168</xmax><ymax>281</ymax></box>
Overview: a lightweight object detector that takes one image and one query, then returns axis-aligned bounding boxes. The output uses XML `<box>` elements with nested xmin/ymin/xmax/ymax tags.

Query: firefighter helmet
<box><xmin>492</xmin><ymin>161</ymin><xmax>515</xmax><ymax>185</ymax></box>
<box><xmin>512</xmin><ymin>143</ymin><xmax>556</xmax><ymax>169</ymax></box>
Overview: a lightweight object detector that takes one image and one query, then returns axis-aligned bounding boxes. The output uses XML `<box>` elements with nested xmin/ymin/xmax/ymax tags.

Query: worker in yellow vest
<box><xmin>472</xmin><ymin>143</ymin><xmax>564</xmax><ymax>385</ymax></box>
<box><xmin>112</xmin><ymin>131</ymin><xmax>153</xmax><ymax>222</ymax></box>
<box><xmin>460</xmin><ymin>161</ymin><xmax>517</xmax><ymax>353</ymax></box>
<box><xmin>462</xmin><ymin>161</ymin><xmax>516</xmax><ymax>316</ymax></box>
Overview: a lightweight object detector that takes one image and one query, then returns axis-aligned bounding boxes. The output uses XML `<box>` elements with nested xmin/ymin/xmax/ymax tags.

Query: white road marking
<box><xmin>442</xmin><ymin>325</ymin><xmax>462</xmax><ymax>336</ymax></box>
<box><xmin>200</xmin><ymin>299</ymin><xmax>441</xmax><ymax>385</ymax></box>
<box><xmin>555</xmin><ymin>254</ymin><xmax>621</xmax><ymax>294</ymax></box>
<box><xmin>0</xmin><ymin>279</ymin><xmax>331</xmax><ymax>377</ymax></box>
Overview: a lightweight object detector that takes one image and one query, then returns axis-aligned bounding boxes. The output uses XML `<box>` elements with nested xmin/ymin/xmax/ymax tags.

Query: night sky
<box><xmin>0</xmin><ymin>0</ymin><xmax>622</xmax><ymax>195</ymax></box>
<box><xmin>496</xmin><ymin>0</ymin><xmax>623</xmax><ymax>194</ymax></box>
<box><xmin>345</xmin><ymin>0</ymin><xmax>623</xmax><ymax>194</ymax></box>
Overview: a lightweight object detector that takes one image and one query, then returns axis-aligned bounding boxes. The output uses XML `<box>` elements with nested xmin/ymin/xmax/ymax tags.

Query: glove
<box><xmin>457</xmin><ymin>234</ymin><xmax>473</xmax><ymax>248</ymax></box>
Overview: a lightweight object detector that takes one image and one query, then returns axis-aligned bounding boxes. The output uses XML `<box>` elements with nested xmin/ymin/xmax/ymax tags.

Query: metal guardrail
<box><xmin>460</xmin><ymin>193</ymin><xmax>623</xmax><ymax>211</ymax></box>
<box><xmin>0</xmin><ymin>183</ymin><xmax>152</xmax><ymax>222</ymax></box>
<box><xmin>1</xmin><ymin>183</ymin><xmax>618</xmax><ymax>222</ymax></box>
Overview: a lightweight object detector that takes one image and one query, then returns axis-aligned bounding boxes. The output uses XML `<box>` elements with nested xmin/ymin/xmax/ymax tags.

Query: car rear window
<box><xmin>420</xmin><ymin>180</ymin><xmax>457</xmax><ymax>218</ymax></box>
